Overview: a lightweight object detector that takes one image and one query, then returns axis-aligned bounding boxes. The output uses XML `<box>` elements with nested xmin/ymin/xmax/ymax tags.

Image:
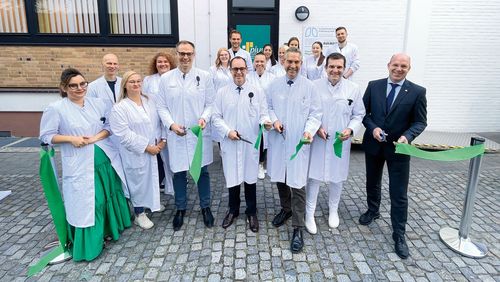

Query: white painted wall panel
<box><xmin>422</xmin><ymin>0</ymin><xmax>500</xmax><ymax>132</ymax></box>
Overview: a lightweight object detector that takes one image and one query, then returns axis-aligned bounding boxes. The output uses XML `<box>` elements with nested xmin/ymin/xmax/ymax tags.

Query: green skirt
<box><xmin>67</xmin><ymin>145</ymin><xmax>131</xmax><ymax>262</ymax></box>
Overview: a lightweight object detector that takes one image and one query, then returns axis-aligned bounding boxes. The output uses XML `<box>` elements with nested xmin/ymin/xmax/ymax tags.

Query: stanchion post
<box><xmin>439</xmin><ymin>137</ymin><xmax>488</xmax><ymax>258</ymax></box>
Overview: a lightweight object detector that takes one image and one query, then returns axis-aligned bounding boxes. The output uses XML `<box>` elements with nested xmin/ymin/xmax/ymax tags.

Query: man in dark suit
<box><xmin>360</xmin><ymin>53</ymin><xmax>427</xmax><ymax>259</ymax></box>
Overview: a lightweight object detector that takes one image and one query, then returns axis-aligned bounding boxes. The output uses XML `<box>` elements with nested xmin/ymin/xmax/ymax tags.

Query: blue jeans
<box><xmin>173</xmin><ymin>165</ymin><xmax>211</xmax><ymax>210</ymax></box>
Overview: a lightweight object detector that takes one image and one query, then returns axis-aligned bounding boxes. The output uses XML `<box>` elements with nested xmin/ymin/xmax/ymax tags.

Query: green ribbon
<box><xmin>395</xmin><ymin>143</ymin><xmax>485</xmax><ymax>161</ymax></box>
<box><xmin>290</xmin><ymin>138</ymin><xmax>311</xmax><ymax>160</ymax></box>
<box><xmin>189</xmin><ymin>125</ymin><xmax>203</xmax><ymax>183</ymax></box>
<box><xmin>28</xmin><ymin>147</ymin><xmax>68</xmax><ymax>277</ymax></box>
<box><xmin>254</xmin><ymin>124</ymin><xmax>264</xmax><ymax>151</ymax></box>
<box><xmin>333</xmin><ymin>131</ymin><xmax>344</xmax><ymax>158</ymax></box>
<box><xmin>27</xmin><ymin>244</ymin><xmax>65</xmax><ymax>277</ymax></box>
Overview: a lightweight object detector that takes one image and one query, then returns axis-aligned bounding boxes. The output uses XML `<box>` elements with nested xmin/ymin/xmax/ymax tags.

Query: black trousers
<box><xmin>365</xmin><ymin>150</ymin><xmax>410</xmax><ymax>236</ymax></box>
<box><xmin>228</xmin><ymin>182</ymin><xmax>257</xmax><ymax>216</ymax></box>
<box><xmin>157</xmin><ymin>154</ymin><xmax>165</xmax><ymax>186</ymax></box>
<box><xmin>259</xmin><ymin>133</ymin><xmax>266</xmax><ymax>163</ymax></box>
<box><xmin>277</xmin><ymin>182</ymin><xmax>305</xmax><ymax>228</ymax></box>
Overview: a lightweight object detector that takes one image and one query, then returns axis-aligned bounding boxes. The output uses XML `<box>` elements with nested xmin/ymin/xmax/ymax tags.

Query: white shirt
<box><xmin>325</xmin><ymin>42</ymin><xmax>360</xmax><ymax>79</ymax></box>
<box><xmin>209</xmin><ymin>65</ymin><xmax>232</xmax><ymax>93</ymax></box>
<box><xmin>156</xmin><ymin>67</ymin><xmax>215</xmax><ymax>173</ymax></box>
<box><xmin>246</xmin><ymin>71</ymin><xmax>276</xmax><ymax>94</ymax></box>
<box><xmin>229</xmin><ymin>48</ymin><xmax>254</xmax><ymax>71</ymax></box>
<box><xmin>87</xmin><ymin>75</ymin><xmax>122</xmax><ymax>112</ymax></box>
<box><xmin>142</xmin><ymin>73</ymin><xmax>162</xmax><ymax>96</ymax></box>
<box><xmin>270</xmin><ymin>63</ymin><xmax>286</xmax><ymax>77</ymax></box>
<box><xmin>309</xmin><ymin>78</ymin><xmax>365</xmax><ymax>183</ymax></box>
<box><xmin>212</xmin><ymin>82</ymin><xmax>271</xmax><ymax>187</ymax></box>
<box><xmin>110</xmin><ymin>96</ymin><xmax>163</xmax><ymax>211</ymax></box>
<box><xmin>266</xmin><ymin>75</ymin><xmax>322</xmax><ymax>188</ymax></box>
<box><xmin>39</xmin><ymin>97</ymin><xmax>127</xmax><ymax>227</ymax></box>
<box><xmin>301</xmin><ymin>55</ymin><xmax>326</xmax><ymax>81</ymax></box>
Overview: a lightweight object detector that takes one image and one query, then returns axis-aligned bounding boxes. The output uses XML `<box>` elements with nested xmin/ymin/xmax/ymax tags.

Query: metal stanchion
<box><xmin>439</xmin><ymin>137</ymin><xmax>488</xmax><ymax>258</ymax></box>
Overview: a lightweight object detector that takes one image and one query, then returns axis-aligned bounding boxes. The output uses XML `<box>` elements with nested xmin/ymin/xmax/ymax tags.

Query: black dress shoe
<box><xmin>173</xmin><ymin>210</ymin><xmax>186</xmax><ymax>231</ymax></box>
<box><xmin>394</xmin><ymin>235</ymin><xmax>409</xmax><ymax>259</ymax></box>
<box><xmin>272</xmin><ymin>209</ymin><xmax>292</xmax><ymax>227</ymax></box>
<box><xmin>247</xmin><ymin>215</ymin><xmax>259</xmax><ymax>233</ymax></box>
<box><xmin>222</xmin><ymin>212</ymin><xmax>238</xmax><ymax>229</ymax></box>
<box><xmin>358</xmin><ymin>210</ymin><xmax>380</xmax><ymax>225</ymax></box>
<box><xmin>290</xmin><ymin>228</ymin><xmax>304</xmax><ymax>253</ymax></box>
<box><xmin>202</xmin><ymin>207</ymin><xmax>214</xmax><ymax>228</ymax></box>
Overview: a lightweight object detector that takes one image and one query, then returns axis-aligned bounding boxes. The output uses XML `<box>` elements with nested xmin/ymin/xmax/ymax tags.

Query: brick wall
<box><xmin>0</xmin><ymin>46</ymin><xmax>176</xmax><ymax>88</ymax></box>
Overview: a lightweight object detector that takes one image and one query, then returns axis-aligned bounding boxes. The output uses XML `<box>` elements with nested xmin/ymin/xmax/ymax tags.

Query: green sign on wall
<box><xmin>236</xmin><ymin>24</ymin><xmax>271</xmax><ymax>60</ymax></box>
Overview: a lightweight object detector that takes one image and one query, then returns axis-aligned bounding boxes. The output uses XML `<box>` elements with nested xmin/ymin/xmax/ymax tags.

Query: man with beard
<box><xmin>157</xmin><ymin>40</ymin><xmax>215</xmax><ymax>231</ymax></box>
<box><xmin>324</xmin><ymin>27</ymin><xmax>360</xmax><ymax>80</ymax></box>
<box><xmin>266</xmin><ymin>48</ymin><xmax>322</xmax><ymax>253</ymax></box>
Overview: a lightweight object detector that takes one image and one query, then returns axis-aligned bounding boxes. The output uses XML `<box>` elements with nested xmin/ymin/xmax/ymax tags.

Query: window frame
<box><xmin>0</xmin><ymin>0</ymin><xmax>179</xmax><ymax>46</ymax></box>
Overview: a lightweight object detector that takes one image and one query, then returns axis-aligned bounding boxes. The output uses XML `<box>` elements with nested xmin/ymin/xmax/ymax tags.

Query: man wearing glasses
<box><xmin>157</xmin><ymin>40</ymin><xmax>215</xmax><ymax>231</ymax></box>
<box><xmin>266</xmin><ymin>48</ymin><xmax>322</xmax><ymax>253</ymax></box>
<box><xmin>212</xmin><ymin>56</ymin><xmax>272</xmax><ymax>232</ymax></box>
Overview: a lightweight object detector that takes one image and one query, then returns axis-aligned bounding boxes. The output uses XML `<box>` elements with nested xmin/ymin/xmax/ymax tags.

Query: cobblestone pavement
<box><xmin>0</xmin><ymin>143</ymin><xmax>499</xmax><ymax>281</ymax></box>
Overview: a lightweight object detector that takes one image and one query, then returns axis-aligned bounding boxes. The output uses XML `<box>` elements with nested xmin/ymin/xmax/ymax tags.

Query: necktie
<box><xmin>236</xmin><ymin>86</ymin><xmax>242</xmax><ymax>95</ymax></box>
<box><xmin>287</xmin><ymin>80</ymin><xmax>294</xmax><ymax>87</ymax></box>
<box><xmin>386</xmin><ymin>83</ymin><xmax>399</xmax><ymax>110</ymax></box>
<box><xmin>182</xmin><ymin>73</ymin><xmax>186</xmax><ymax>80</ymax></box>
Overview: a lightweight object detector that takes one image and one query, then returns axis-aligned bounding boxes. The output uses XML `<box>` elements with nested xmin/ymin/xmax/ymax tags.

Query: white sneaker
<box><xmin>329</xmin><ymin>210</ymin><xmax>339</xmax><ymax>228</ymax></box>
<box><xmin>305</xmin><ymin>215</ymin><xmax>317</xmax><ymax>234</ymax></box>
<box><xmin>134</xmin><ymin>212</ymin><xmax>154</xmax><ymax>230</ymax></box>
<box><xmin>258</xmin><ymin>164</ymin><xmax>265</xmax><ymax>179</ymax></box>
<box><xmin>156</xmin><ymin>204</ymin><xmax>166</xmax><ymax>213</ymax></box>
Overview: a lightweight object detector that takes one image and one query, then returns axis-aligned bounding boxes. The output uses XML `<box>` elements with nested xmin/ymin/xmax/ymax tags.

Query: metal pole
<box><xmin>439</xmin><ymin>137</ymin><xmax>488</xmax><ymax>258</ymax></box>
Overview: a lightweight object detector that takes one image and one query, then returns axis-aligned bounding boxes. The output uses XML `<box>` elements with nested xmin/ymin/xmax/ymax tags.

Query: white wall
<box><xmin>278</xmin><ymin>0</ymin><xmax>500</xmax><ymax>132</ymax></box>
<box><xmin>177</xmin><ymin>0</ymin><xmax>227</xmax><ymax>70</ymax></box>
<box><xmin>0</xmin><ymin>93</ymin><xmax>60</xmax><ymax>111</ymax></box>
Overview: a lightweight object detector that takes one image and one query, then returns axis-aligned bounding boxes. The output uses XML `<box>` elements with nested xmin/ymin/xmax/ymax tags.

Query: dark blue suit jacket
<box><xmin>362</xmin><ymin>78</ymin><xmax>427</xmax><ymax>156</ymax></box>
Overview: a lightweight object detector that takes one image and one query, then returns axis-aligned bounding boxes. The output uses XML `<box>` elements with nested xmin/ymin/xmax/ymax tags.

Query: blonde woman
<box><xmin>40</xmin><ymin>68</ymin><xmax>131</xmax><ymax>261</ymax></box>
<box><xmin>209</xmin><ymin>48</ymin><xmax>232</xmax><ymax>92</ymax></box>
<box><xmin>110</xmin><ymin>71</ymin><xmax>165</xmax><ymax>229</ymax></box>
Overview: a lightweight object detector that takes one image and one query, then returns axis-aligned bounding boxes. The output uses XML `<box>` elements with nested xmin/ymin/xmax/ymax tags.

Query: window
<box><xmin>0</xmin><ymin>0</ymin><xmax>178</xmax><ymax>46</ymax></box>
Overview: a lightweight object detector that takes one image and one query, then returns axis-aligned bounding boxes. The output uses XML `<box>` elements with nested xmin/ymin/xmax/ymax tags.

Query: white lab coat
<box><xmin>324</xmin><ymin>43</ymin><xmax>360</xmax><ymax>80</ymax></box>
<box><xmin>266</xmin><ymin>75</ymin><xmax>322</xmax><ymax>188</ymax></box>
<box><xmin>229</xmin><ymin>48</ymin><xmax>254</xmax><ymax>71</ymax></box>
<box><xmin>212</xmin><ymin>82</ymin><xmax>271</xmax><ymax>187</ymax></box>
<box><xmin>142</xmin><ymin>72</ymin><xmax>175</xmax><ymax>195</ymax></box>
<box><xmin>209</xmin><ymin>65</ymin><xmax>232</xmax><ymax>93</ymax></box>
<box><xmin>39</xmin><ymin>97</ymin><xmax>127</xmax><ymax>228</ymax></box>
<box><xmin>157</xmin><ymin>68</ymin><xmax>214</xmax><ymax>173</ymax></box>
<box><xmin>301</xmin><ymin>55</ymin><xmax>326</xmax><ymax>80</ymax></box>
<box><xmin>308</xmin><ymin>78</ymin><xmax>365</xmax><ymax>183</ymax></box>
<box><xmin>109</xmin><ymin>96</ymin><xmax>163</xmax><ymax>211</ymax></box>
<box><xmin>246</xmin><ymin>71</ymin><xmax>276</xmax><ymax>150</ymax></box>
<box><xmin>270</xmin><ymin>64</ymin><xmax>286</xmax><ymax>77</ymax></box>
<box><xmin>87</xmin><ymin>76</ymin><xmax>122</xmax><ymax>112</ymax></box>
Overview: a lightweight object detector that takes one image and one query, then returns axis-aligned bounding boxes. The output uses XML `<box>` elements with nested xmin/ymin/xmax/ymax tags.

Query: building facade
<box><xmin>1</xmin><ymin>0</ymin><xmax>499</xmax><ymax>136</ymax></box>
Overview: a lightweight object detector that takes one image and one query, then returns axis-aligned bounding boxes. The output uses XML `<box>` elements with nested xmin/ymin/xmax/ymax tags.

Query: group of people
<box><xmin>39</xmin><ymin>26</ymin><xmax>427</xmax><ymax>261</ymax></box>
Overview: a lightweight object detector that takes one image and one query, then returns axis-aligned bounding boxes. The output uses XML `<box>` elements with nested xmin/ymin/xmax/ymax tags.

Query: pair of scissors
<box><xmin>235</xmin><ymin>131</ymin><xmax>253</xmax><ymax>144</ymax></box>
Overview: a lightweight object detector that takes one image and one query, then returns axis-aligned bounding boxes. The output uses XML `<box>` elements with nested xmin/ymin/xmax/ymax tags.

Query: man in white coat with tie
<box><xmin>212</xmin><ymin>56</ymin><xmax>272</xmax><ymax>232</ymax></box>
<box><xmin>306</xmin><ymin>53</ymin><xmax>365</xmax><ymax>234</ymax></box>
<box><xmin>87</xmin><ymin>53</ymin><xmax>122</xmax><ymax>111</ymax></box>
<box><xmin>267</xmin><ymin>48</ymin><xmax>322</xmax><ymax>253</ymax></box>
<box><xmin>157</xmin><ymin>40</ymin><xmax>215</xmax><ymax>231</ymax></box>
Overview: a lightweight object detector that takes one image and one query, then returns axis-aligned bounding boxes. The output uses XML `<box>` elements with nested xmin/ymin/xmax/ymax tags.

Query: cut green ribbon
<box><xmin>333</xmin><ymin>131</ymin><xmax>344</xmax><ymax>158</ymax></box>
<box><xmin>290</xmin><ymin>138</ymin><xmax>311</xmax><ymax>160</ymax></box>
<box><xmin>28</xmin><ymin>147</ymin><xmax>69</xmax><ymax>277</ymax></box>
<box><xmin>27</xmin><ymin>244</ymin><xmax>65</xmax><ymax>277</ymax></box>
<box><xmin>254</xmin><ymin>124</ymin><xmax>264</xmax><ymax>151</ymax></box>
<box><xmin>395</xmin><ymin>143</ymin><xmax>485</xmax><ymax>161</ymax></box>
<box><xmin>189</xmin><ymin>125</ymin><xmax>203</xmax><ymax>183</ymax></box>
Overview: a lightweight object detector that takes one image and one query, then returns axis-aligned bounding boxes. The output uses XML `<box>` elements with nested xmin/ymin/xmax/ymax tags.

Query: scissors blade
<box><xmin>239</xmin><ymin>137</ymin><xmax>253</xmax><ymax>144</ymax></box>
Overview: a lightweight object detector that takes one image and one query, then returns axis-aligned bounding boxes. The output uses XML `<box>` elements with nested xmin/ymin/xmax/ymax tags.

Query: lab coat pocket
<box><xmin>62</xmin><ymin>155</ymin><xmax>80</xmax><ymax>177</ymax></box>
<box><xmin>122</xmin><ymin>151</ymin><xmax>146</xmax><ymax>169</ymax></box>
<box><xmin>248</xmin><ymin>102</ymin><xmax>259</xmax><ymax>117</ymax></box>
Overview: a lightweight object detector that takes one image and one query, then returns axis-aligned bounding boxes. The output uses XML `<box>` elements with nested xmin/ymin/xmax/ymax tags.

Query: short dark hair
<box><xmin>254</xmin><ymin>51</ymin><xmax>266</xmax><ymax>58</ymax></box>
<box><xmin>59</xmin><ymin>68</ymin><xmax>85</xmax><ymax>98</ymax></box>
<box><xmin>229</xmin><ymin>29</ymin><xmax>242</xmax><ymax>38</ymax></box>
<box><xmin>325</xmin><ymin>52</ymin><xmax>346</xmax><ymax>68</ymax></box>
<box><xmin>229</xmin><ymin>56</ymin><xmax>247</xmax><ymax>68</ymax></box>
<box><xmin>335</xmin><ymin>26</ymin><xmax>347</xmax><ymax>33</ymax></box>
<box><xmin>176</xmin><ymin>40</ymin><xmax>195</xmax><ymax>50</ymax></box>
<box><xmin>287</xmin><ymin>36</ymin><xmax>300</xmax><ymax>48</ymax></box>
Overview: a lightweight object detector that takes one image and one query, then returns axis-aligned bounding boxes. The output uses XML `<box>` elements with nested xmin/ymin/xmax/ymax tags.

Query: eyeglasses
<box><xmin>177</xmin><ymin>52</ymin><xmax>194</xmax><ymax>57</ymax></box>
<box><xmin>68</xmin><ymin>81</ymin><xmax>88</xmax><ymax>90</ymax></box>
<box><xmin>231</xmin><ymin>67</ymin><xmax>247</xmax><ymax>73</ymax></box>
<box><xmin>127</xmin><ymin>80</ymin><xmax>142</xmax><ymax>84</ymax></box>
